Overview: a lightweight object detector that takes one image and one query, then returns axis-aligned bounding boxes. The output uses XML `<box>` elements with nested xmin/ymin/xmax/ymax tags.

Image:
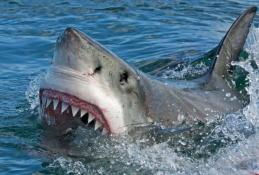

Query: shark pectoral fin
<box><xmin>205</xmin><ymin>6</ymin><xmax>257</xmax><ymax>90</ymax></box>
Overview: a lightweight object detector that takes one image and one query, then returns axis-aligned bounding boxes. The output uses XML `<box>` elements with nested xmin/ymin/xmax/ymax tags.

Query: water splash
<box><xmin>240</xmin><ymin>26</ymin><xmax>259</xmax><ymax>125</ymax></box>
<box><xmin>192</xmin><ymin>26</ymin><xmax>259</xmax><ymax>175</ymax></box>
<box><xmin>25</xmin><ymin>73</ymin><xmax>43</xmax><ymax>112</ymax></box>
<box><xmin>47</xmin><ymin>157</ymin><xmax>89</xmax><ymax>175</ymax></box>
<box><xmin>160</xmin><ymin>62</ymin><xmax>209</xmax><ymax>80</ymax></box>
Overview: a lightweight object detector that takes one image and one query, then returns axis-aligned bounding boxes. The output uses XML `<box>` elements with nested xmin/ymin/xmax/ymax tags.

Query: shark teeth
<box><xmin>71</xmin><ymin>106</ymin><xmax>79</xmax><ymax>117</ymax></box>
<box><xmin>94</xmin><ymin>120</ymin><xmax>102</xmax><ymax>130</ymax></box>
<box><xmin>61</xmin><ymin>102</ymin><xmax>69</xmax><ymax>113</ymax></box>
<box><xmin>46</xmin><ymin>98</ymin><xmax>52</xmax><ymax>108</ymax></box>
<box><xmin>80</xmin><ymin>109</ymin><xmax>88</xmax><ymax>118</ymax></box>
<box><xmin>80</xmin><ymin>109</ymin><xmax>87</xmax><ymax>118</ymax></box>
<box><xmin>88</xmin><ymin>113</ymin><xmax>95</xmax><ymax>123</ymax></box>
<box><xmin>53</xmin><ymin>99</ymin><xmax>59</xmax><ymax>110</ymax></box>
<box><xmin>41</xmin><ymin>95</ymin><xmax>109</xmax><ymax>135</ymax></box>
<box><xmin>41</xmin><ymin>96</ymin><xmax>47</xmax><ymax>107</ymax></box>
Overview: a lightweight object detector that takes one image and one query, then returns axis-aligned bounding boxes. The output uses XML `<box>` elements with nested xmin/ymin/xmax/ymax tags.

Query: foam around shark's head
<box><xmin>40</xmin><ymin>27</ymin><xmax>148</xmax><ymax>134</ymax></box>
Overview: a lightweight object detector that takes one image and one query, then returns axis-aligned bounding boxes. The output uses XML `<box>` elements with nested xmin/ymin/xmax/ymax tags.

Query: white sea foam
<box><xmin>25</xmin><ymin>73</ymin><xmax>43</xmax><ymax>112</ymax></box>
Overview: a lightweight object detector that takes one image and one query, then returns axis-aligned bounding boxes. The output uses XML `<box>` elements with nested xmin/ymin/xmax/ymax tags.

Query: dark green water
<box><xmin>1</xmin><ymin>1</ymin><xmax>259</xmax><ymax>174</ymax></box>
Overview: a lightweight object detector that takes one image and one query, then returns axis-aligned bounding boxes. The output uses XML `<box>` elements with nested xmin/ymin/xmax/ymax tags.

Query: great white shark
<box><xmin>39</xmin><ymin>6</ymin><xmax>257</xmax><ymax>135</ymax></box>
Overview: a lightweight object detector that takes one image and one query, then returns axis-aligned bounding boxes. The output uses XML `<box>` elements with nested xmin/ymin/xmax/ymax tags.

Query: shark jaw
<box><xmin>39</xmin><ymin>66</ymin><xmax>129</xmax><ymax>135</ymax></box>
<box><xmin>40</xmin><ymin>88</ymin><xmax>109</xmax><ymax>135</ymax></box>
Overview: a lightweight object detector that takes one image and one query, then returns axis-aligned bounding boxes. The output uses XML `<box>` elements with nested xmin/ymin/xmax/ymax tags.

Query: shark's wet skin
<box><xmin>40</xmin><ymin>7</ymin><xmax>257</xmax><ymax>136</ymax></box>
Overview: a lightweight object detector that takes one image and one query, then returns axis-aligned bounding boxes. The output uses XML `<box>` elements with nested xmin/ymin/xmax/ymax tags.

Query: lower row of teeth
<box><xmin>41</xmin><ymin>96</ymin><xmax>108</xmax><ymax>135</ymax></box>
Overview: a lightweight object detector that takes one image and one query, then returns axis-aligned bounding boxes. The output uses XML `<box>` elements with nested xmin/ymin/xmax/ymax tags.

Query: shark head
<box><xmin>40</xmin><ymin>27</ymin><xmax>148</xmax><ymax>135</ymax></box>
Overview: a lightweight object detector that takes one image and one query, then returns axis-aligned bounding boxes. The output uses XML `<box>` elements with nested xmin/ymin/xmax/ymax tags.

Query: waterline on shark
<box><xmin>39</xmin><ymin>6</ymin><xmax>257</xmax><ymax>135</ymax></box>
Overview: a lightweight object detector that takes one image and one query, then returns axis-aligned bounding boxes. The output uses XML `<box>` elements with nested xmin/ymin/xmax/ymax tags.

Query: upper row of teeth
<box><xmin>41</xmin><ymin>96</ymin><xmax>108</xmax><ymax>135</ymax></box>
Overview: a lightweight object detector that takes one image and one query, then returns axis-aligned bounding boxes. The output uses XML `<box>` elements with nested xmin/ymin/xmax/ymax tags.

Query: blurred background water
<box><xmin>1</xmin><ymin>0</ymin><xmax>259</xmax><ymax>174</ymax></box>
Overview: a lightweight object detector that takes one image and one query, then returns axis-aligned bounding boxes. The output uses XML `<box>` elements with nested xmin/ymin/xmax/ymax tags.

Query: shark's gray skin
<box><xmin>39</xmin><ymin>7</ymin><xmax>257</xmax><ymax>135</ymax></box>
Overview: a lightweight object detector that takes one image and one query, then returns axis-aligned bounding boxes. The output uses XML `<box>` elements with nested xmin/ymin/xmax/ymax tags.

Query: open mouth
<box><xmin>39</xmin><ymin>89</ymin><xmax>110</xmax><ymax>135</ymax></box>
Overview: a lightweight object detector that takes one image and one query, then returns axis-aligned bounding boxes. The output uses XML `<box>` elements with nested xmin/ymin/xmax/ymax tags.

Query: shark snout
<box><xmin>56</xmin><ymin>27</ymin><xmax>88</xmax><ymax>59</ymax></box>
<box><xmin>57</xmin><ymin>27</ymin><xmax>82</xmax><ymax>48</ymax></box>
<box><xmin>53</xmin><ymin>27</ymin><xmax>101</xmax><ymax>74</ymax></box>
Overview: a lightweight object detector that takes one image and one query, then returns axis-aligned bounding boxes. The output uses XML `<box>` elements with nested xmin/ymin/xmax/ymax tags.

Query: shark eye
<box><xmin>120</xmin><ymin>71</ymin><xmax>128</xmax><ymax>85</ymax></box>
<box><xmin>94</xmin><ymin>65</ymin><xmax>102</xmax><ymax>73</ymax></box>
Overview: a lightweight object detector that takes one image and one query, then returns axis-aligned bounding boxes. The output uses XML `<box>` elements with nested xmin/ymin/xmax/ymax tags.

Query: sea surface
<box><xmin>1</xmin><ymin>0</ymin><xmax>259</xmax><ymax>174</ymax></box>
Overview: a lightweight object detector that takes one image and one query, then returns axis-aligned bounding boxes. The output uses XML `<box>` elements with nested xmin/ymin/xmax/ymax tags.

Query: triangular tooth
<box><xmin>71</xmin><ymin>106</ymin><xmax>79</xmax><ymax>117</ymax></box>
<box><xmin>102</xmin><ymin>128</ymin><xmax>108</xmax><ymax>135</ymax></box>
<box><xmin>61</xmin><ymin>102</ymin><xmax>68</xmax><ymax>113</ymax></box>
<box><xmin>53</xmin><ymin>99</ymin><xmax>59</xmax><ymax>110</ymax></box>
<box><xmin>94</xmin><ymin>120</ymin><xmax>102</xmax><ymax>130</ymax></box>
<box><xmin>46</xmin><ymin>98</ymin><xmax>52</xmax><ymax>108</ymax></box>
<box><xmin>41</xmin><ymin>96</ymin><xmax>47</xmax><ymax>107</ymax></box>
<box><xmin>88</xmin><ymin>113</ymin><xmax>94</xmax><ymax>123</ymax></box>
<box><xmin>80</xmin><ymin>110</ymin><xmax>87</xmax><ymax>118</ymax></box>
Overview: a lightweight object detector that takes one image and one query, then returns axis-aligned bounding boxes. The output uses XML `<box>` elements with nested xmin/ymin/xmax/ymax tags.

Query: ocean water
<box><xmin>1</xmin><ymin>0</ymin><xmax>259</xmax><ymax>174</ymax></box>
